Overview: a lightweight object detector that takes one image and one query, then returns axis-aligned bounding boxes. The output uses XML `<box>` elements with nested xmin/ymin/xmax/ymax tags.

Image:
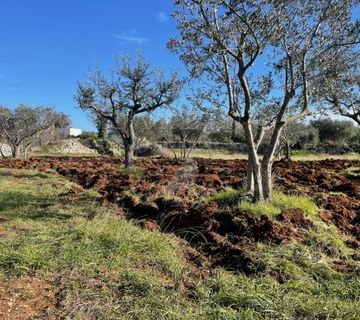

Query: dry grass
<box><xmin>162</xmin><ymin>148</ymin><xmax>360</xmax><ymax>161</ymax></box>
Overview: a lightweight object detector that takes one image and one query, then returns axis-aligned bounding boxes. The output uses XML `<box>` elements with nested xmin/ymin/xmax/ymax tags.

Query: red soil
<box><xmin>0</xmin><ymin>277</ymin><xmax>55</xmax><ymax>320</ymax></box>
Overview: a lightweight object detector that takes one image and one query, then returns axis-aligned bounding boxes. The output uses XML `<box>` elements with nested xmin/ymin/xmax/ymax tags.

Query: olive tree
<box><xmin>75</xmin><ymin>54</ymin><xmax>182</xmax><ymax>168</ymax></box>
<box><xmin>169</xmin><ymin>0</ymin><xmax>359</xmax><ymax>202</ymax></box>
<box><xmin>170</xmin><ymin>105</ymin><xmax>210</xmax><ymax>159</ymax></box>
<box><xmin>0</xmin><ymin>104</ymin><xmax>69</xmax><ymax>158</ymax></box>
<box><xmin>276</xmin><ymin>122</ymin><xmax>319</xmax><ymax>160</ymax></box>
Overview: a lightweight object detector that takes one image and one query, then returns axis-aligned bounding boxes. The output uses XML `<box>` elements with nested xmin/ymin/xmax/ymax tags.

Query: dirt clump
<box><xmin>0</xmin><ymin>277</ymin><xmax>55</xmax><ymax>320</ymax></box>
<box><xmin>269</xmin><ymin>269</ymin><xmax>289</xmax><ymax>284</ymax></box>
<box><xmin>196</xmin><ymin>173</ymin><xmax>222</xmax><ymax>188</ymax></box>
<box><xmin>138</xmin><ymin>219</ymin><xmax>161</xmax><ymax>232</ymax></box>
<box><xmin>277</xmin><ymin>208</ymin><xmax>313</xmax><ymax>229</ymax></box>
<box><xmin>318</xmin><ymin>194</ymin><xmax>360</xmax><ymax>240</ymax></box>
<box><xmin>241</xmin><ymin>213</ymin><xmax>296</xmax><ymax>244</ymax></box>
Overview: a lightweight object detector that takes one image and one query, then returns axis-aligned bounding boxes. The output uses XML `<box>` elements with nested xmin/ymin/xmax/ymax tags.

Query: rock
<box><xmin>48</xmin><ymin>139</ymin><xmax>98</xmax><ymax>155</ymax></box>
<box><xmin>0</xmin><ymin>143</ymin><xmax>12</xmax><ymax>157</ymax></box>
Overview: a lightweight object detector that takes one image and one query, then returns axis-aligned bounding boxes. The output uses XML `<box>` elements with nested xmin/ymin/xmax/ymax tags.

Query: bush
<box><xmin>78</xmin><ymin>131</ymin><xmax>98</xmax><ymax>139</ymax></box>
<box><xmin>89</xmin><ymin>138</ymin><xmax>116</xmax><ymax>156</ymax></box>
<box><xmin>311</xmin><ymin>118</ymin><xmax>359</xmax><ymax>145</ymax></box>
<box><xmin>134</xmin><ymin>144</ymin><xmax>163</xmax><ymax>157</ymax></box>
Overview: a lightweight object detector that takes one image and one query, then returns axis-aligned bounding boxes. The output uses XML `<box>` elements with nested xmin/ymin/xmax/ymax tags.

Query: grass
<box><xmin>291</xmin><ymin>152</ymin><xmax>360</xmax><ymax>161</ymax></box>
<box><xmin>0</xmin><ymin>168</ymin><xmax>360</xmax><ymax>319</ymax></box>
<box><xmin>207</xmin><ymin>187</ymin><xmax>244</xmax><ymax>207</ymax></box>
<box><xmin>197</xmin><ymin>268</ymin><xmax>360</xmax><ymax>319</ymax></box>
<box><xmin>208</xmin><ymin>187</ymin><xmax>318</xmax><ymax>219</ymax></box>
<box><xmin>162</xmin><ymin>148</ymin><xmax>248</xmax><ymax>160</ymax></box>
<box><xmin>238</xmin><ymin>192</ymin><xmax>319</xmax><ymax>219</ymax></box>
<box><xmin>344</xmin><ymin>166</ymin><xmax>360</xmax><ymax>179</ymax></box>
<box><xmin>0</xmin><ymin>169</ymin><xmax>184</xmax><ymax>278</ymax></box>
<box><xmin>197</xmin><ymin>242</ymin><xmax>360</xmax><ymax>320</ymax></box>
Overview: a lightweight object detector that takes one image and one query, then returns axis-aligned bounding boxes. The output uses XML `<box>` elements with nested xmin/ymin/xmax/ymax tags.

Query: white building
<box><xmin>59</xmin><ymin>127</ymin><xmax>82</xmax><ymax>139</ymax></box>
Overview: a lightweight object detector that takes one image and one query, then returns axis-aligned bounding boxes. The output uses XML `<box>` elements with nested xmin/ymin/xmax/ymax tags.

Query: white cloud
<box><xmin>114</xmin><ymin>31</ymin><xmax>148</xmax><ymax>44</ymax></box>
<box><xmin>156</xmin><ymin>11</ymin><xmax>168</xmax><ymax>23</ymax></box>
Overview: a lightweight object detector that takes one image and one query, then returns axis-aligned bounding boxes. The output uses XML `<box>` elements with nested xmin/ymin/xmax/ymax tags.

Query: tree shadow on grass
<box><xmin>0</xmin><ymin>191</ymin><xmax>73</xmax><ymax>221</ymax></box>
<box><xmin>0</xmin><ymin>171</ymin><xmax>51</xmax><ymax>180</ymax></box>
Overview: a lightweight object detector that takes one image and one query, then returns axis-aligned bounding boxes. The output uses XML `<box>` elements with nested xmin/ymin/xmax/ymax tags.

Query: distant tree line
<box><xmin>87</xmin><ymin>110</ymin><xmax>360</xmax><ymax>158</ymax></box>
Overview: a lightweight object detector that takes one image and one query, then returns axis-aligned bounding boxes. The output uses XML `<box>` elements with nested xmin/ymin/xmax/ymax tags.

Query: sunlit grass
<box><xmin>207</xmin><ymin>187</ymin><xmax>243</xmax><ymax>207</ymax></box>
<box><xmin>117</xmin><ymin>166</ymin><xmax>145</xmax><ymax>177</ymax></box>
<box><xmin>209</xmin><ymin>187</ymin><xmax>319</xmax><ymax>220</ymax></box>
<box><xmin>238</xmin><ymin>192</ymin><xmax>319</xmax><ymax>219</ymax></box>
<box><xmin>344</xmin><ymin>166</ymin><xmax>360</xmax><ymax>179</ymax></box>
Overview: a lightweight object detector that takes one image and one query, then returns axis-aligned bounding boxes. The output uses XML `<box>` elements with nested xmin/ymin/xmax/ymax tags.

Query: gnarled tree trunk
<box><xmin>246</xmin><ymin>160</ymin><xmax>254</xmax><ymax>193</ymax></box>
<box><xmin>24</xmin><ymin>142</ymin><xmax>33</xmax><ymax>159</ymax></box>
<box><xmin>11</xmin><ymin>144</ymin><xmax>21</xmax><ymax>159</ymax></box>
<box><xmin>124</xmin><ymin>140</ymin><xmax>134</xmax><ymax>168</ymax></box>
<box><xmin>242</xmin><ymin>121</ymin><xmax>264</xmax><ymax>202</ymax></box>
<box><xmin>261</xmin><ymin>122</ymin><xmax>286</xmax><ymax>201</ymax></box>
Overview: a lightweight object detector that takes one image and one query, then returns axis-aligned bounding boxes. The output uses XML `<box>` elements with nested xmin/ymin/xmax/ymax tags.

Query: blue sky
<box><xmin>0</xmin><ymin>2</ymin><xmax>359</xmax><ymax>130</ymax></box>
<box><xmin>0</xmin><ymin>0</ymin><xmax>183</xmax><ymax>130</ymax></box>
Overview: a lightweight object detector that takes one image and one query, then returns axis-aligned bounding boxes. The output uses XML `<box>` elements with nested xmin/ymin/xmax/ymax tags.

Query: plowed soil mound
<box><xmin>276</xmin><ymin>159</ymin><xmax>360</xmax><ymax>242</ymax></box>
<box><xmin>1</xmin><ymin>156</ymin><xmax>359</xmax><ymax>270</ymax></box>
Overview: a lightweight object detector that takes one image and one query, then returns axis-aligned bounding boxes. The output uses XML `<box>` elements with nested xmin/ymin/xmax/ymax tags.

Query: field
<box><xmin>161</xmin><ymin>148</ymin><xmax>360</xmax><ymax>161</ymax></box>
<box><xmin>0</xmin><ymin>156</ymin><xmax>359</xmax><ymax>319</ymax></box>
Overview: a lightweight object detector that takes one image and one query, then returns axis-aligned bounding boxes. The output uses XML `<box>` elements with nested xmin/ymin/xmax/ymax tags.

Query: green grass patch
<box><xmin>344</xmin><ymin>166</ymin><xmax>360</xmax><ymax>179</ymax></box>
<box><xmin>208</xmin><ymin>187</ymin><xmax>243</xmax><ymax>207</ymax></box>
<box><xmin>0</xmin><ymin>213</ymin><xmax>185</xmax><ymax>279</ymax></box>
<box><xmin>238</xmin><ymin>192</ymin><xmax>319</xmax><ymax>219</ymax></box>
<box><xmin>291</xmin><ymin>149</ymin><xmax>312</xmax><ymax>157</ymax></box>
<box><xmin>208</xmin><ymin>188</ymin><xmax>318</xmax><ymax>220</ymax></box>
<box><xmin>197</xmin><ymin>265</ymin><xmax>360</xmax><ymax>320</ymax></box>
<box><xmin>303</xmin><ymin>225</ymin><xmax>349</xmax><ymax>256</ymax></box>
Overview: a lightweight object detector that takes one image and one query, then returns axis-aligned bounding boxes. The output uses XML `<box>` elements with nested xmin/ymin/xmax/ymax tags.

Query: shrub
<box><xmin>134</xmin><ymin>144</ymin><xmax>163</xmax><ymax>157</ymax></box>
